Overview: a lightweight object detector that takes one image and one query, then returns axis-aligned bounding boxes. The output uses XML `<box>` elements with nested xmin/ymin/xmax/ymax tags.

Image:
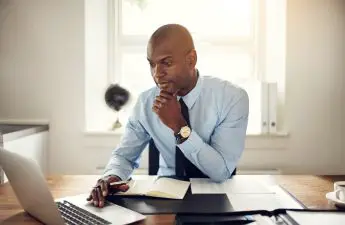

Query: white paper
<box><xmin>227</xmin><ymin>185</ymin><xmax>303</xmax><ymax>211</ymax></box>
<box><xmin>269</xmin><ymin>185</ymin><xmax>304</xmax><ymax>209</ymax></box>
<box><xmin>191</xmin><ymin>176</ymin><xmax>275</xmax><ymax>194</ymax></box>
<box><xmin>287</xmin><ymin>211</ymin><xmax>345</xmax><ymax>225</ymax></box>
<box><xmin>227</xmin><ymin>194</ymin><xmax>284</xmax><ymax>211</ymax></box>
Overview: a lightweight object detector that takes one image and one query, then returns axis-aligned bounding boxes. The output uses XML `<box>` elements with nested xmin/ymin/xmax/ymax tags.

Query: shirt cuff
<box><xmin>102</xmin><ymin>169</ymin><xmax>128</xmax><ymax>181</ymax></box>
<box><xmin>177</xmin><ymin>130</ymin><xmax>205</xmax><ymax>155</ymax></box>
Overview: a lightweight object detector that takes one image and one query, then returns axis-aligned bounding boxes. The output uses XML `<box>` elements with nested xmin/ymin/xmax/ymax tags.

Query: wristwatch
<box><xmin>175</xmin><ymin>126</ymin><xmax>191</xmax><ymax>144</ymax></box>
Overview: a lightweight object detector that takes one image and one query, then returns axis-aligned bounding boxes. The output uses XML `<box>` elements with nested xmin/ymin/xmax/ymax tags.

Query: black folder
<box><xmin>106</xmin><ymin>188</ymin><xmax>233</xmax><ymax>214</ymax></box>
<box><xmin>175</xmin><ymin>208</ymin><xmax>345</xmax><ymax>225</ymax></box>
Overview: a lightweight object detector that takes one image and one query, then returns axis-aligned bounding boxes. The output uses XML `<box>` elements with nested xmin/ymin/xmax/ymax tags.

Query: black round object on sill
<box><xmin>104</xmin><ymin>84</ymin><xmax>130</xmax><ymax>112</ymax></box>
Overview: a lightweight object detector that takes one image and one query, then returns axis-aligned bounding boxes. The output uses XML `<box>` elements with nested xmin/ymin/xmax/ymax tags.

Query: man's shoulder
<box><xmin>201</xmin><ymin>75</ymin><xmax>246</xmax><ymax>95</ymax></box>
<box><xmin>129</xmin><ymin>86</ymin><xmax>157</xmax><ymax>119</ymax></box>
<box><xmin>137</xmin><ymin>86</ymin><xmax>157</xmax><ymax>104</ymax></box>
<box><xmin>201</xmin><ymin>75</ymin><xmax>249</xmax><ymax>115</ymax></box>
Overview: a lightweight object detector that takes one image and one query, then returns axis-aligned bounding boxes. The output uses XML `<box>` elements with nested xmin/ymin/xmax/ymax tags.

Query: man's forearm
<box><xmin>103</xmin><ymin>154</ymin><xmax>135</xmax><ymax>181</ymax></box>
<box><xmin>178</xmin><ymin>131</ymin><xmax>235</xmax><ymax>182</ymax></box>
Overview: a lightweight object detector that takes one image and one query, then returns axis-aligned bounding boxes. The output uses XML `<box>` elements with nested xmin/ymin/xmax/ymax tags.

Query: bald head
<box><xmin>147</xmin><ymin>24</ymin><xmax>195</xmax><ymax>56</ymax></box>
<box><xmin>147</xmin><ymin>24</ymin><xmax>198</xmax><ymax>96</ymax></box>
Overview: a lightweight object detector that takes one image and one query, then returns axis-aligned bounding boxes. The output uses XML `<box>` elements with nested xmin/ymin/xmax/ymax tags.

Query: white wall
<box><xmin>0</xmin><ymin>0</ymin><xmax>344</xmax><ymax>175</ymax></box>
<box><xmin>240</xmin><ymin>0</ymin><xmax>345</xmax><ymax>174</ymax></box>
<box><xmin>0</xmin><ymin>0</ymin><xmax>86</xmax><ymax>173</ymax></box>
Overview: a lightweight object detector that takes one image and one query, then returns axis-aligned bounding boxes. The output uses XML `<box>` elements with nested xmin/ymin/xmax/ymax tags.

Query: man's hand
<box><xmin>86</xmin><ymin>175</ymin><xmax>129</xmax><ymax>208</ymax></box>
<box><xmin>152</xmin><ymin>90</ymin><xmax>187</xmax><ymax>134</ymax></box>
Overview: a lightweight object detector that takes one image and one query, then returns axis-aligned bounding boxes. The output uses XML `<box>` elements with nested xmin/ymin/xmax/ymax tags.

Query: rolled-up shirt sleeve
<box><xmin>178</xmin><ymin>89</ymin><xmax>249</xmax><ymax>182</ymax></box>
<box><xmin>103</xmin><ymin>99</ymin><xmax>150</xmax><ymax>181</ymax></box>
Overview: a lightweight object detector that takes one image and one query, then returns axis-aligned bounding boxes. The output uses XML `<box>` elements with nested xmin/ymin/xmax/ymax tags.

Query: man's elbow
<box><xmin>208</xmin><ymin>169</ymin><xmax>231</xmax><ymax>183</ymax></box>
<box><xmin>210</xmin><ymin>176</ymin><xmax>227</xmax><ymax>183</ymax></box>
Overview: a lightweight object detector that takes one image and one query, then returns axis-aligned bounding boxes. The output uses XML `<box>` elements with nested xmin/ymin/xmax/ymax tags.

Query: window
<box><xmin>86</xmin><ymin>0</ymin><xmax>286</xmax><ymax>134</ymax></box>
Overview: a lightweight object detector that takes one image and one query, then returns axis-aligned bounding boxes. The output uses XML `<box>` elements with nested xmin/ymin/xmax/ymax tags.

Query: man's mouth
<box><xmin>158</xmin><ymin>82</ymin><xmax>170</xmax><ymax>88</ymax></box>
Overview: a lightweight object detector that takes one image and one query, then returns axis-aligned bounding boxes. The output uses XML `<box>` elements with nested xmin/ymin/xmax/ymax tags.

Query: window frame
<box><xmin>103</xmin><ymin>0</ymin><xmax>285</xmax><ymax>135</ymax></box>
<box><xmin>108</xmin><ymin>0</ymin><xmax>266</xmax><ymax>83</ymax></box>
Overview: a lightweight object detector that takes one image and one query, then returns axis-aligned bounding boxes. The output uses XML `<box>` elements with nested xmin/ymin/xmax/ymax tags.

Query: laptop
<box><xmin>0</xmin><ymin>148</ymin><xmax>146</xmax><ymax>225</ymax></box>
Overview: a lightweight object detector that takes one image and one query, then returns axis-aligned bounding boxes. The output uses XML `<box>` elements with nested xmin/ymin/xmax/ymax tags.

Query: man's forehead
<box><xmin>147</xmin><ymin>41</ymin><xmax>175</xmax><ymax>61</ymax></box>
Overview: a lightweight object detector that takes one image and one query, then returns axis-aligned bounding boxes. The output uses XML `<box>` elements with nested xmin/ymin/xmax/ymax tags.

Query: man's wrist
<box><xmin>103</xmin><ymin>175</ymin><xmax>121</xmax><ymax>182</ymax></box>
<box><xmin>172</xmin><ymin>118</ymin><xmax>188</xmax><ymax>134</ymax></box>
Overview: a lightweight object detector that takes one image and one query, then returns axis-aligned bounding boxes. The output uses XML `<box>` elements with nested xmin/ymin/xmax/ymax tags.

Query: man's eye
<box><xmin>163</xmin><ymin>61</ymin><xmax>172</xmax><ymax>66</ymax></box>
<box><xmin>149</xmin><ymin>63</ymin><xmax>155</xmax><ymax>68</ymax></box>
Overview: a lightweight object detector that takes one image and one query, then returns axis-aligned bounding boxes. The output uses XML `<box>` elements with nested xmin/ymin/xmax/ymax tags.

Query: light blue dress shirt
<box><xmin>104</xmin><ymin>73</ymin><xmax>249</xmax><ymax>182</ymax></box>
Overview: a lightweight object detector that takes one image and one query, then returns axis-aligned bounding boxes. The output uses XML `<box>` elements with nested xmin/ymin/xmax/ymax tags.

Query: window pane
<box><xmin>236</xmin><ymin>79</ymin><xmax>263</xmax><ymax>135</ymax></box>
<box><xmin>196</xmin><ymin>47</ymin><xmax>253</xmax><ymax>81</ymax></box>
<box><xmin>121</xmin><ymin>51</ymin><xmax>155</xmax><ymax>96</ymax></box>
<box><xmin>121</xmin><ymin>0</ymin><xmax>253</xmax><ymax>38</ymax></box>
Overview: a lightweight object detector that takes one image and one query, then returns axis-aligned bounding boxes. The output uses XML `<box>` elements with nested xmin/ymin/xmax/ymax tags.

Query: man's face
<box><xmin>147</xmin><ymin>40</ymin><xmax>190</xmax><ymax>95</ymax></box>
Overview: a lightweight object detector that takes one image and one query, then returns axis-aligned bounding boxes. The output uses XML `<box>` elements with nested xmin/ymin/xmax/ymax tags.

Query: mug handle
<box><xmin>335</xmin><ymin>189</ymin><xmax>344</xmax><ymax>202</ymax></box>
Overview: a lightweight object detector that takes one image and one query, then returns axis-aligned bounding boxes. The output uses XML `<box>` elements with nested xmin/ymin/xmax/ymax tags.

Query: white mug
<box><xmin>334</xmin><ymin>181</ymin><xmax>345</xmax><ymax>202</ymax></box>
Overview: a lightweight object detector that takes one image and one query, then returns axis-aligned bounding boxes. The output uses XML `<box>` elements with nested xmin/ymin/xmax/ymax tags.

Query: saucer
<box><xmin>326</xmin><ymin>191</ymin><xmax>345</xmax><ymax>208</ymax></box>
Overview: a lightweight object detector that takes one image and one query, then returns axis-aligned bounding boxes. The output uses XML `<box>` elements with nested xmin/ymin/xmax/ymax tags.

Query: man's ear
<box><xmin>187</xmin><ymin>49</ymin><xmax>197</xmax><ymax>68</ymax></box>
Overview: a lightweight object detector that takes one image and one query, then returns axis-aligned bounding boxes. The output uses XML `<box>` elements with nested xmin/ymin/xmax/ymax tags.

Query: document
<box><xmin>227</xmin><ymin>194</ymin><xmax>289</xmax><ymax>211</ymax></box>
<box><xmin>287</xmin><ymin>211</ymin><xmax>345</xmax><ymax>225</ymax></box>
<box><xmin>227</xmin><ymin>186</ymin><xmax>303</xmax><ymax>211</ymax></box>
<box><xmin>112</xmin><ymin>177</ymin><xmax>190</xmax><ymax>199</ymax></box>
<box><xmin>190</xmin><ymin>176</ymin><xmax>275</xmax><ymax>194</ymax></box>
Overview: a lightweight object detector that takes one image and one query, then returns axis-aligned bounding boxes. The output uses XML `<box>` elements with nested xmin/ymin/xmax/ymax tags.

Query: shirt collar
<box><xmin>180</xmin><ymin>69</ymin><xmax>203</xmax><ymax>110</ymax></box>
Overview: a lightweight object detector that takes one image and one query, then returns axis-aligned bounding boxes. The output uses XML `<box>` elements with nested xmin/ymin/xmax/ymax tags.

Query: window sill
<box><xmin>84</xmin><ymin>128</ymin><xmax>126</xmax><ymax>137</ymax></box>
<box><xmin>83</xmin><ymin>129</ymin><xmax>289</xmax><ymax>138</ymax></box>
<box><xmin>83</xmin><ymin>128</ymin><xmax>289</xmax><ymax>151</ymax></box>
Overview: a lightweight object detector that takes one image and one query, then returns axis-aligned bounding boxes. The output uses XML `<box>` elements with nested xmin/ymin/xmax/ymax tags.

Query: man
<box><xmin>87</xmin><ymin>24</ymin><xmax>249</xmax><ymax>208</ymax></box>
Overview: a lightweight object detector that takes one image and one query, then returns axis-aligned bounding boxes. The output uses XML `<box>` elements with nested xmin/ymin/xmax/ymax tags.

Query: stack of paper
<box><xmin>190</xmin><ymin>176</ymin><xmax>274</xmax><ymax>194</ymax></box>
<box><xmin>190</xmin><ymin>176</ymin><xmax>303</xmax><ymax>211</ymax></box>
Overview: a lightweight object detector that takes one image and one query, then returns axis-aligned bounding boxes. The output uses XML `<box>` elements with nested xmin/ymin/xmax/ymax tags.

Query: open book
<box><xmin>112</xmin><ymin>177</ymin><xmax>190</xmax><ymax>199</ymax></box>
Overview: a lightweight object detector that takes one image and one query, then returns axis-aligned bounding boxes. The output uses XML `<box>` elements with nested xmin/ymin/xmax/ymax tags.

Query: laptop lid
<box><xmin>0</xmin><ymin>148</ymin><xmax>65</xmax><ymax>225</ymax></box>
<box><xmin>0</xmin><ymin>148</ymin><xmax>147</xmax><ymax>225</ymax></box>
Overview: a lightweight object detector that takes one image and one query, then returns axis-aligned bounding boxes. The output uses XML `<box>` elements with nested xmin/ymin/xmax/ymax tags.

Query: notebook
<box><xmin>111</xmin><ymin>177</ymin><xmax>190</xmax><ymax>199</ymax></box>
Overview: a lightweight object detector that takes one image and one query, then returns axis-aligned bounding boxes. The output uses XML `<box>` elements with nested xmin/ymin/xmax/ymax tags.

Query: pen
<box><xmin>109</xmin><ymin>177</ymin><xmax>132</xmax><ymax>186</ymax></box>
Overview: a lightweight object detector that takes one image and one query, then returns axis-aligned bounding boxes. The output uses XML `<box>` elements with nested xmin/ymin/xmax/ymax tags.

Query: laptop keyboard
<box><xmin>57</xmin><ymin>200</ymin><xmax>112</xmax><ymax>225</ymax></box>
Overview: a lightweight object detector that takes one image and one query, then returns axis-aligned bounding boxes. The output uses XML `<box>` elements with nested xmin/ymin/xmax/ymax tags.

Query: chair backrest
<box><xmin>148</xmin><ymin>139</ymin><xmax>237</xmax><ymax>176</ymax></box>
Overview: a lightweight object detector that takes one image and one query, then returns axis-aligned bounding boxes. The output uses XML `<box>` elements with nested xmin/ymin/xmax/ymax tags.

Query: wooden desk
<box><xmin>1</xmin><ymin>175</ymin><xmax>344</xmax><ymax>224</ymax></box>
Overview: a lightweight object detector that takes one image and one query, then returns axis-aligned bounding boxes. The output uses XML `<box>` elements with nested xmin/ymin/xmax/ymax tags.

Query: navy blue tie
<box><xmin>175</xmin><ymin>98</ymin><xmax>208</xmax><ymax>179</ymax></box>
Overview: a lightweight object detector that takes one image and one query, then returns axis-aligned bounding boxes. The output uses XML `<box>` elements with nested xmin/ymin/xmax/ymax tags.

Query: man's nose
<box><xmin>153</xmin><ymin>64</ymin><xmax>166</xmax><ymax>80</ymax></box>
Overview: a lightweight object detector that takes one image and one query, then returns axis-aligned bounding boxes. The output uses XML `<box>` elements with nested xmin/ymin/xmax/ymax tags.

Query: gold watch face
<box><xmin>180</xmin><ymin>126</ymin><xmax>191</xmax><ymax>138</ymax></box>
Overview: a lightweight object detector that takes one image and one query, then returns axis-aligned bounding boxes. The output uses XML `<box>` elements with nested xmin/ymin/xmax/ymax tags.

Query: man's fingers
<box><xmin>152</xmin><ymin>103</ymin><xmax>161</xmax><ymax>112</ymax></box>
<box><xmin>91</xmin><ymin>188</ymin><xmax>99</xmax><ymax>206</ymax></box>
<box><xmin>153</xmin><ymin>101</ymin><xmax>163</xmax><ymax>109</ymax></box>
<box><xmin>100</xmin><ymin>180</ymin><xmax>108</xmax><ymax>197</ymax></box>
<box><xmin>86</xmin><ymin>194</ymin><xmax>92</xmax><ymax>201</ymax></box>
<box><xmin>155</xmin><ymin>96</ymin><xmax>167</xmax><ymax>104</ymax></box>
<box><xmin>159</xmin><ymin>83</ymin><xmax>171</xmax><ymax>92</ymax></box>
<box><xmin>159</xmin><ymin>90</ymin><xmax>174</xmax><ymax>100</ymax></box>
<box><xmin>97</xmin><ymin>188</ymin><xmax>104</xmax><ymax>208</ymax></box>
<box><xmin>108</xmin><ymin>184</ymin><xmax>129</xmax><ymax>193</ymax></box>
<box><xmin>118</xmin><ymin>184</ymin><xmax>129</xmax><ymax>192</ymax></box>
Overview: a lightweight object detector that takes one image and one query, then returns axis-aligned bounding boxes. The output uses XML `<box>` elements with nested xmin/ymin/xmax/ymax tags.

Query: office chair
<box><xmin>148</xmin><ymin>139</ymin><xmax>237</xmax><ymax>176</ymax></box>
